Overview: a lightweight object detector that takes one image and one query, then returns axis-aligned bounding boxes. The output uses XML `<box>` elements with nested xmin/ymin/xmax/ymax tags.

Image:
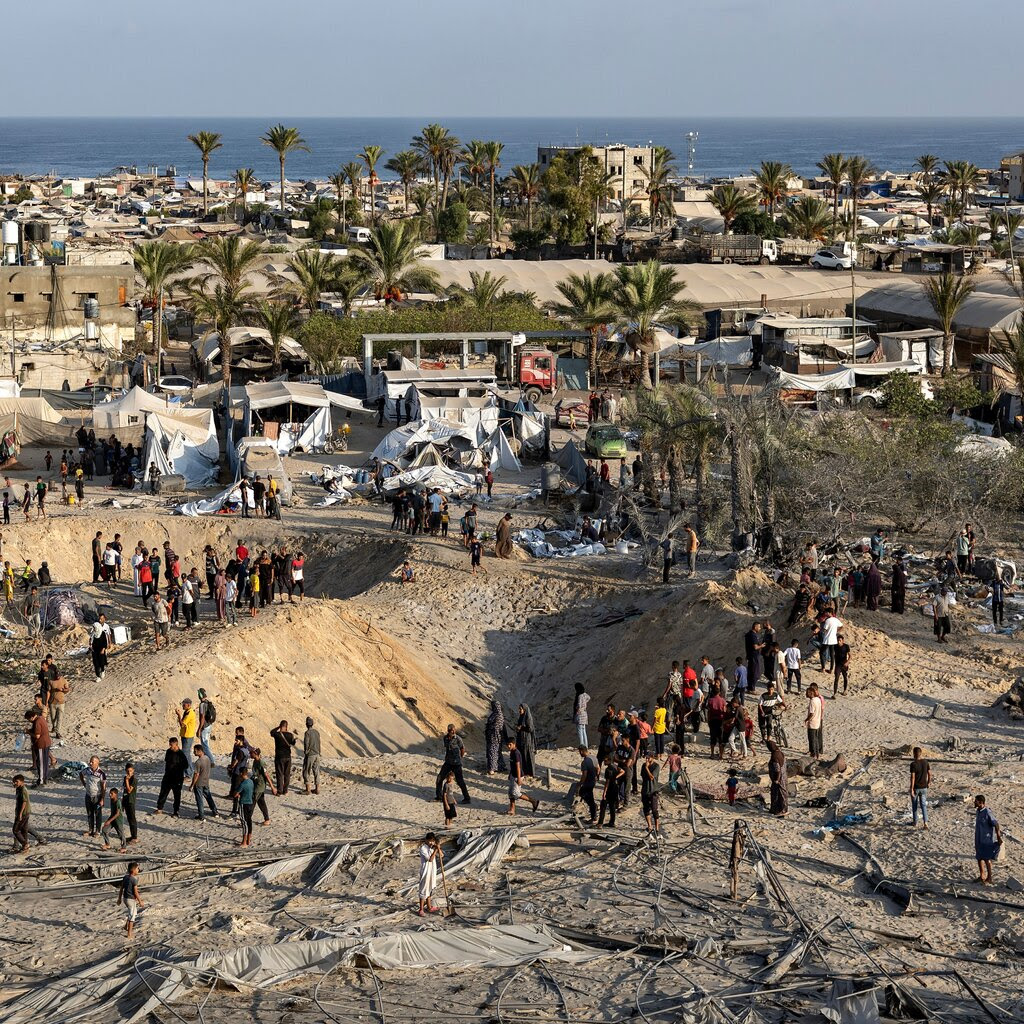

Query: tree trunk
<box><xmin>370</xmin><ymin>177</ymin><xmax>376</xmax><ymax>224</ymax></box>
<box><xmin>694</xmin><ymin>452</ymin><xmax>709</xmax><ymax>534</ymax></box>
<box><xmin>729</xmin><ymin>430</ymin><xmax>753</xmax><ymax>550</ymax></box>
<box><xmin>588</xmin><ymin>328</ymin><xmax>598</xmax><ymax>388</ymax></box>
<box><xmin>642</xmin><ymin>440</ymin><xmax>659</xmax><ymax>504</ymax></box>
<box><xmin>489</xmin><ymin>170</ymin><xmax>496</xmax><ymax>244</ymax></box>
<box><xmin>942</xmin><ymin>331</ymin><xmax>953</xmax><ymax>376</ymax></box>
<box><xmin>202</xmin><ymin>158</ymin><xmax>209</xmax><ymax>217</ymax></box>
<box><xmin>640</xmin><ymin>350</ymin><xmax>653</xmax><ymax>389</ymax></box>
<box><xmin>404</xmin><ymin>181</ymin><xmax>410</xmax><ymax>212</ymax></box>
<box><xmin>527</xmin><ymin>194</ymin><xmax>533</xmax><ymax>230</ymax></box>
<box><xmin>593</xmin><ymin>194</ymin><xmax>599</xmax><ymax>260</ymax></box>
<box><xmin>667</xmin><ymin>446</ymin><xmax>684</xmax><ymax>515</ymax></box>
<box><xmin>279</xmin><ymin>156</ymin><xmax>286</xmax><ymax>218</ymax></box>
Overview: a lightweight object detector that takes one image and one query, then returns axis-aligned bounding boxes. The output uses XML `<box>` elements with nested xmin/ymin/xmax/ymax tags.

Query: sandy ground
<box><xmin>0</xmin><ymin>413</ymin><xmax>1021</xmax><ymax>1022</ymax></box>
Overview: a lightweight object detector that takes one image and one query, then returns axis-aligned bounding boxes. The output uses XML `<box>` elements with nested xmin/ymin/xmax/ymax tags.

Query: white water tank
<box><xmin>85</xmin><ymin>321</ymin><xmax>99</xmax><ymax>340</ymax></box>
<box><xmin>1</xmin><ymin>221</ymin><xmax>18</xmax><ymax>245</ymax></box>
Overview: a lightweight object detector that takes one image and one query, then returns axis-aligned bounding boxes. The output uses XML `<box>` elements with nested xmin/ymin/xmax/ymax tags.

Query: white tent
<box><xmin>372</xmin><ymin>418</ymin><xmax>482</xmax><ymax>464</ymax></box>
<box><xmin>93</xmin><ymin>386</ymin><xmax>202</xmax><ymax>430</ymax></box>
<box><xmin>243</xmin><ymin>381</ymin><xmax>358</xmax><ymax>454</ymax></box>
<box><xmin>140</xmin><ymin>410</ymin><xmax>219</xmax><ymax>488</ymax></box>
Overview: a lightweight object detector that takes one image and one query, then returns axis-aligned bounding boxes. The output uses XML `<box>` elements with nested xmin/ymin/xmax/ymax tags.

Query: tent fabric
<box><xmin>275</xmin><ymin>405</ymin><xmax>331</xmax><ymax>454</ymax></box>
<box><xmin>839</xmin><ymin>360</ymin><xmax>922</xmax><ymax>378</ymax></box>
<box><xmin>139</xmin><ymin>410</ymin><xmax>219</xmax><ymax>488</ymax></box>
<box><xmin>485</xmin><ymin>427</ymin><xmax>523</xmax><ymax>473</ymax></box>
<box><xmin>231</xmin><ymin>852</ymin><xmax>320</xmax><ymax>890</ymax></box>
<box><xmin>373</xmin><ymin>419</ymin><xmax>481</xmax><ymax>463</ymax></box>
<box><xmin>552</xmin><ymin>440</ymin><xmax>588</xmax><ymax>486</ymax></box>
<box><xmin>244</xmin><ymin>380</ymin><xmax>342</xmax><ymax>411</ymax></box>
<box><xmin>773</xmin><ymin>368</ymin><xmax>856</xmax><ymax>391</ymax></box>
<box><xmin>241</xmin><ymin>442</ymin><xmax>292</xmax><ymax>502</ymax></box>
<box><xmin>92</xmin><ymin>386</ymin><xmax>200</xmax><ymax>430</ymax></box>
<box><xmin>679</xmin><ymin>338</ymin><xmax>752</xmax><ymax>366</ymax></box>
<box><xmin>380</xmin><ymin>465</ymin><xmax>477</xmax><ymax>494</ymax></box>
<box><xmin>857</xmin><ymin>281</ymin><xmax>1022</xmax><ymax>334</ymax></box>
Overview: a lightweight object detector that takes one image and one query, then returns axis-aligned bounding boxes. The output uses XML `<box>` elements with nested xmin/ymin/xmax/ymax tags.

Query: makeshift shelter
<box><xmin>92</xmin><ymin>386</ymin><xmax>197</xmax><ymax>430</ymax></box>
<box><xmin>138</xmin><ymin>409</ymin><xmax>218</xmax><ymax>488</ymax></box>
<box><xmin>193</xmin><ymin>326</ymin><xmax>309</xmax><ymax>381</ymax></box>
<box><xmin>242</xmin><ymin>381</ymin><xmax>364</xmax><ymax>455</ymax></box>
<box><xmin>373</xmin><ymin>418</ymin><xmax>486</xmax><ymax>470</ymax></box>
<box><xmin>0</xmin><ymin>396</ymin><xmax>81</xmax><ymax>446</ymax></box>
<box><xmin>879</xmin><ymin>329</ymin><xmax>944</xmax><ymax>373</ymax></box>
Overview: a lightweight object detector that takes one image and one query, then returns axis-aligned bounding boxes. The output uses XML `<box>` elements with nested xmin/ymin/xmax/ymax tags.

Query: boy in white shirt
<box><xmin>783</xmin><ymin>639</ymin><xmax>802</xmax><ymax>694</ymax></box>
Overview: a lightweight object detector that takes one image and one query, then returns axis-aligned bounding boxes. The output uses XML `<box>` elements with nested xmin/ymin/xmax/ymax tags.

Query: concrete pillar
<box><xmin>362</xmin><ymin>335</ymin><xmax>373</xmax><ymax>388</ymax></box>
<box><xmin>461</xmin><ymin>338</ymin><xmax>469</xmax><ymax>369</ymax></box>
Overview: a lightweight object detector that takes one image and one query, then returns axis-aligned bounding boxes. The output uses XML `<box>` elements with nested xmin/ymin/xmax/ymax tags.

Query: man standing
<box><xmin>302</xmin><ymin>716</ymin><xmax>321</xmax><ymax>795</ymax></box>
<box><xmin>239</xmin><ymin>475</ymin><xmax>251</xmax><ymax>518</ymax></box>
<box><xmin>252</xmin><ymin>475</ymin><xmax>266</xmax><ymax>518</ymax></box>
<box><xmin>91</xmin><ymin>531</ymin><xmax>103</xmax><ymax>583</ymax></box>
<box><xmin>833</xmin><ymin>632</ymin><xmax>851</xmax><ymax>698</ymax></box>
<box><xmin>154</xmin><ymin>737</ymin><xmax>188</xmax><ymax>816</ymax></box>
<box><xmin>190</xmin><ymin>745</ymin><xmax>218</xmax><ymax>821</ymax></box>
<box><xmin>117</xmin><ymin>862</ymin><xmax>144</xmax><ymax>940</ymax></box>
<box><xmin>640</xmin><ymin>751</ymin><xmax>661</xmax><ymax>835</ymax></box>
<box><xmin>818</xmin><ymin>609</ymin><xmax>842</xmax><ymax>674</ymax></box>
<box><xmin>175</xmin><ymin>698</ymin><xmax>198</xmax><ymax>771</ymax></box>
<box><xmin>28</xmin><ymin>709</ymin><xmax>51</xmax><ymax>787</ymax></box>
<box><xmin>683</xmin><ymin>522</ymin><xmax>699</xmax><ymax>577</ymax></box>
<box><xmin>745</xmin><ymin>621</ymin><xmax>764</xmax><ymax>688</ymax></box>
<box><xmin>909</xmin><ymin>747</ymin><xmax>930</xmax><ymax>830</ymax></box>
<box><xmin>12</xmin><ymin>774</ymin><xmax>45</xmax><ymax>852</ymax></box>
<box><xmin>23</xmin><ymin>586</ymin><xmax>41</xmax><ymax>650</ymax></box>
<box><xmin>197</xmin><ymin>689</ymin><xmax>215</xmax><ymax>761</ymax></box>
<box><xmin>506</xmin><ymin>737</ymin><xmax>538</xmax><ymax>815</ymax></box>
<box><xmin>80</xmin><ymin>756</ymin><xmax>107</xmax><ymax>837</ymax></box>
<box><xmin>991</xmin><ymin>571</ymin><xmax>1008</xmax><ymax>627</ymax></box>
<box><xmin>782</xmin><ymin>638</ymin><xmax>802</xmax><ymax>694</ymax></box>
<box><xmin>891</xmin><ymin>556</ymin><xmax>907</xmax><ymax>614</ymax></box>
<box><xmin>660</xmin><ymin>532</ymin><xmax>674</xmax><ymax>585</ymax></box>
<box><xmin>47</xmin><ymin>664</ymin><xmax>70</xmax><ymax>740</ymax></box>
<box><xmin>933</xmin><ymin>586</ymin><xmax>952</xmax><ymax>643</ymax></box>
<box><xmin>576</xmin><ymin>746</ymin><xmax>598</xmax><ymax>824</ymax></box>
<box><xmin>270</xmin><ymin>720</ymin><xmax>297</xmax><ymax>795</ymax></box>
<box><xmin>434</xmin><ymin>723</ymin><xmax>471</xmax><ymax>804</ymax></box>
<box><xmin>870</xmin><ymin>528</ymin><xmax>886</xmax><ymax>564</ymax></box>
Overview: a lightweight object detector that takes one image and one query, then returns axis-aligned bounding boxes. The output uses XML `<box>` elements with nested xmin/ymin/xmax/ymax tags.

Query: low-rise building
<box><xmin>537</xmin><ymin>143</ymin><xmax>657</xmax><ymax>209</ymax></box>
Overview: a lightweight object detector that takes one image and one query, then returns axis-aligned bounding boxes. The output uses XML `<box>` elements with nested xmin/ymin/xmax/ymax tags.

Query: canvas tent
<box><xmin>243</xmin><ymin>381</ymin><xmax>365</xmax><ymax>454</ymax></box>
<box><xmin>0</xmin><ymin>396</ymin><xmax>77</xmax><ymax>446</ymax></box>
<box><xmin>879</xmin><ymin>329</ymin><xmax>945</xmax><ymax>373</ymax></box>
<box><xmin>139</xmin><ymin>409</ymin><xmax>219</xmax><ymax>488</ymax></box>
<box><xmin>92</xmin><ymin>386</ymin><xmax>201</xmax><ymax>430</ymax></box>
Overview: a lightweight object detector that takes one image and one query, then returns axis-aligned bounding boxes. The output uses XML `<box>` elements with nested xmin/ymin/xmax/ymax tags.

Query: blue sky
<box><xmin>6</xmin><ymin>0</ymin><xmax>1003</xmax><ymax>117</ymax></box>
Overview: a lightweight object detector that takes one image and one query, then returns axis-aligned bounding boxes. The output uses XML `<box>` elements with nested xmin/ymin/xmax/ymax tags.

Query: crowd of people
<box><xmin>12</xmin><ymin>683</ymin><xmax>324</xmax><ymax>866</ymax></box>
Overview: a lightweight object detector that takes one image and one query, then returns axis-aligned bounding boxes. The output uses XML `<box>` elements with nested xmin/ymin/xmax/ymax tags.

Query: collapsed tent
<box><xmin>139</xmin><ymin>410</ymin><xmax>218</xmax><ymax>488</ymax></box>
<box><xmin>380</xmin><ymin>464</ymin><xmax>477</xmax><ymax>494</ymax></box>
<box><xmin>176</xmin><ymin>439</ymin><xmax>291</xmax><ymax>515</ymax></box>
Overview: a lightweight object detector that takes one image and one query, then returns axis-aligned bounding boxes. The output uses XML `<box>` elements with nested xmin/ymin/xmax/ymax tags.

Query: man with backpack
<box><xmin>197</xmin><ymin>688</ymin><xmax>216</xmax><ymax>762</ymax></box>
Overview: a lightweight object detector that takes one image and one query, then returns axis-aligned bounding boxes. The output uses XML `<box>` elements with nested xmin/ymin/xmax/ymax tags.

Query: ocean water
<box><xmin>1</xmin><ymin>117</ymin><xmax>1022</xmax><ymax>182</ymax></box>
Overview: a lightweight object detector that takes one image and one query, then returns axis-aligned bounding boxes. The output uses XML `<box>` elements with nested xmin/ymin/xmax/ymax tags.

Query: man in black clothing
<box><xmin>577</xmin><ymin>746</ymin><xmax>598</xmax><ymax>823</ymax></box>
<box><xmin>270</xmin><ymin>720</ymin><xmax>297</xmax><ymax>794</ymax></box>
<box><xmin>154</xmin><ymin>738</ymin><xmax>188</xmax><ymax>816</ymax></box>
<box><xmin>252</xmin><ymin>476</ymin><xmax>267</xmax><ymax>518</ymax></box>
<box><xmin>239</xmin><ymin>476</ymin><xmax>251</xmax><ymax>518</ymax></box>
<box><xmin>434</xmin><ymin>723</ymin><xmax>471</xmax><ymax>803</ymax></box>
<box><xmin>786</xmin><ymin>584</ymin><xmax>811</xmax><ymax>628</ymax></box>
<box><xmin>833</xmin><ymin>633</ymin><xmax>851</xmax><ymax>697</ymax></box>
<box><xmin>376</xmin><ymin>394</ymin><xmax>387</xmax><ymax>427</ymax></box>
<box><xmin>91</xmin><ymin>531</ymin><xmax>103</xmax><ymax>584</ymax></box>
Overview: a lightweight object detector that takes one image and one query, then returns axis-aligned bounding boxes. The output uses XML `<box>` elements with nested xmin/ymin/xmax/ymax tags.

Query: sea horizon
<box><xmin>2</xmin><ymin>115</ymin><xmax>1022</xmax><ymax>183</ymax></box>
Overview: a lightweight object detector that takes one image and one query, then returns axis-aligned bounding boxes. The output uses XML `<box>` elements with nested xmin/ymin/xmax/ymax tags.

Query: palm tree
<box><xmin>282</xmin><ymin>249</ymin><xmax>345</xmax><ymax>312</ymax></box>
<box><xmin>328</xmin><ymin>170</ymin><xmax>348</xmax><ymax>234</ymax></box>
<box><xmin>783</xmin><ymin>196</ymin><xmax>832</xmax><ymax>241</ymax></box>
<box><xmin>251</xmin><ymin>299</ymin><xmax>301</xmax><ymax>374</ymax></box>
<box><xmin>754</xmin><ymin>160</ymin><xmax>793</xmax><ymax>220</ymax></box>
<box><xmin>450</xmin><ymin>270</ymin><xmax>508</xmax><ymax>311</ymax></box>
<box><xmin>359</xmin><ymin>144</ymin><xmax>384</xmax><ymax>223</ymax></box>
<box><xmin>547</xmin><ymin>271</ymin><xmax>615</xmax><ymax>384</ymax></box>
<box><xmin>611</xmin><ymin>261</ymin><xmax>701</xmax><ymax>387</ymax></box>
<box><xmin>994</xmin><ymin>318</ymin><xmax>1024</xmax><ymax>405</ymax></box>
<box><xmin>709</xmin><ymin>183</ymin><xmax>756</xmax><ymax>235</ymax></box>
<box><xmin>482</xmin><ymin>141</ymin><xmax>504</xmax><ymax>244</ymax></box>
<box><xmin>460</xmin><ymin>140</ymin><xmax>489</xmax><ymax>187</ymax></box>
<box><xmin>920</xmin><ymin>182</ymin><xmax>943</xmax><ymax>227</ymax></box>
<box><xmin>510</xmin><ymin>163</ymin><xmax>542</xmax><ymax>229</ymax></box>
<box><xmin>915</xmin><ymin>154</ymin><xmax>940</xmax><ymax>185</ymax></box>
<box><xmin>189</xmin><ymin>235</ymin><xmax>264</xmax><ymax>400</ymax></box>
<box><xmin>385</xmin><ymin>150</ymin><xmax>423</xmax><ymax>212</ymax></box>
<box><xmin>342</xmin><ymin>161</ymin><xmax>363</xmax><ymax>224</ymax></box>
<box><xmin>187</xmin><ymin>131</ymin><xmax>223</xmax><ymax>216</ymax></box>
<box><xmin>844</xmin><ymin>155</ymin><xmax>875</xmax><ymax>241</ymax></box>
<box><xmin>328</xmin><ymin>274</ymin><xmax>365</xmax><ymax>317</ymax></box>
<box><xmin>132</xmin><ymin>241</ymin><xmax>195</xmax><ymax>372</ymax></box>
<box><xmin>817</xmin><ymin>153</ymin><xmax>848</xmax><ymax>239</ymax></box>
<box><xmin>941</xmin><ymin>160</ymin><xmax>982</xmax><ymax>213</ymax></box>
<box><xmin>412</xmin><ymin>123</ymin><xmax>460</xmax><ymax>209</ymax></box>
<box><xmin>922</xmin><ymin>272</ymin><xmax>975</xmax><ymax>375</ymax></box>
<box><xmin>349</xmin><ymin>221</ymin><xmax>440</xmax><ymax>302</ymax></box>
<box><xmin>260</xmin><ymin>123</ymin><xmax>310</xmax><ymax>215</ymax></box>
<box><xmin>641</xmin><ymin>147</ymin><xmax>677</xmax><ymax>232</ymax></box>
<box><xmin>234</xmin><ymin>168</ymin><xmax>255</xmax><ymax>221</ymax></box>
<box><xmin>626</xmin><ymin>381</ymin><xmax>719</xmax><ymax>521</ymax></box>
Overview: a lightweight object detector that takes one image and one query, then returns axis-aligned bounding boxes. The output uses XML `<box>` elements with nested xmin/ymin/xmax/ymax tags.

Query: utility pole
<box><xmin>850</xmin><ymin>256</ymin><xmax>857</xmax><ymax>366</ymax></box>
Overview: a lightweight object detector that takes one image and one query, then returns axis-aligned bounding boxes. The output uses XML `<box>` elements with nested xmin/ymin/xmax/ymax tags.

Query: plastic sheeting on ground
<box><xmin>381</xmin><ymin>464</ymin><xmax>478</xmax><ymax>495</ymax></box>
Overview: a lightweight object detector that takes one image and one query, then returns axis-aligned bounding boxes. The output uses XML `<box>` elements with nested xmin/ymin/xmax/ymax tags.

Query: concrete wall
<box><xmin>0</xmin><ymin>265</ymin><xmax>134</xmax><ymax>330</ymax></box>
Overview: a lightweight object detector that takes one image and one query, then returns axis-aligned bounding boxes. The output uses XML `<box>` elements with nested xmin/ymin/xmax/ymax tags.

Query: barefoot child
<box><xmin>418</xmin><ymin>833</ymin><xmax>441</xmax><ymax>915</ymax></box>
<box><xmin>664</xmin><ymin>743</ymin><xmax>683</xmax><ymax>793</ymax></box>
<box><xmin>726</xmin><ymin>767</ymin><xmax>739</xmax><ymax>806</ymax></box>
<box><xmin>117</xmin><ymin>861</ymin><xmax>144</xmax><ymax>939</ymax></box>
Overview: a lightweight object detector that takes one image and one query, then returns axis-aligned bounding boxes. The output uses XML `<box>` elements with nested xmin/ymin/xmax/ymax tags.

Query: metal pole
<box><xmin>850</xmin><ymin>258</ymin><xmax>857</xmax><ymax>366</ymax></box>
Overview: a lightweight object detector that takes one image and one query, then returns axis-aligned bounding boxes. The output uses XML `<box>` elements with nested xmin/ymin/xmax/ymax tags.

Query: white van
<box><xmin>347</xmin><ymin>226</ymin><xmax>372</xmax><ymax>244</ymax></box>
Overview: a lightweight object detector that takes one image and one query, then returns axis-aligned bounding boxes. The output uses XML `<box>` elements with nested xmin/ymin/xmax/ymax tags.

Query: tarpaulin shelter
<box><xmin>372</xmin><ymin>418</ymin><xmax>483</xmax><ymax>468</ymax></box>
<box><xmin>878</xmin><ymin>329</ymin><xmax>944</xmax><ymax>373</ymax></box>
<box><xmin>552</xmin><ymin>439</ymin><xmax>588</xmax><ymax>486</ymax></box>
<box><xmin>242</xmin><ymin>381</ymin><xmax>359</xmax><ymax>455</ymax></box>
<box><xmin>0</xmin><ymin>396</ymin><xmax>81</xmax><ymax>446</ymax></box>
<box><xmin>138</xmin><ymin>409</ymin><xmax>219</xmax><ymax>488</ymax></box>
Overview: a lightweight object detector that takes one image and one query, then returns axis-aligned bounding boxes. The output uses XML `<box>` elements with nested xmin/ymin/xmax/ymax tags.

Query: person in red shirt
<box><xmin>682</xmin><ymin>660</ymin><xmax>698</xmax><ymax>687</ymax></box>
<box><xmin>235</xmin><ymin>543</ymin><xmax>249</xmax><ymax>562</ymax></box>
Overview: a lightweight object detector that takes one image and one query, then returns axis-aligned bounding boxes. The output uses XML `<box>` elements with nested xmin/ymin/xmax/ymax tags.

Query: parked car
<box><xmin>584</xmin><ymin>422</ymin><xmax>627</xmax><ymax>459</ymax></box>
<box><xmin>809</xmin><ymin>249</ymin><xmax>855</xmax><ymax>271</ymax></box>
<box><xmin>853</xmin><ymin>377</ymin><xmax>934</xmax><ymax>409</ymax></box>
<box><xmin>155</xmin><ymin>375</ymin><xmax>195</xmax><ymax>395</ymax></box>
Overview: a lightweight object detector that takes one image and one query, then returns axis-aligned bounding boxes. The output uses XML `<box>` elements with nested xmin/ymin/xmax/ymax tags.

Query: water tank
<box><xmin>1</xmin><ymin>221</ymin><xmax>18</xmax><ymax>246</ymax></box>
<box><xmin>540</xmin><ymin>463</ymin><xmax>561</xmax><ymax>492</ymax></box>
<box><xmin>23</xmin><ymin>221</ymin><xmax>49</xmax><ymax>243</ymax></box>
<box><xmin>671</xmin><ymin>225</ymin><xmax>685</xmax><ymax>241</ymax></box>
<box><xmin>83</xmin><ymin>297</ymin><xmax>100</xmax><ymax>320</ymax></box>
<box><xmin>85</xmin><ymin>321</ymin><xmax>99</xmax><ymax>341</ymax></box>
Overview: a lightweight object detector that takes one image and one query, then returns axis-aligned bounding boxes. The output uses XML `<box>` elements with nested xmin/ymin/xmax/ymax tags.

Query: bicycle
<box><xmin>770</xmin><ymin>714</ymin><xmax>789</xmax><ymax>749</ymax></box>
<box><xmin>311</xmin><ymin>427</ymin><xmax>350</xmax><ymax>455</ymax></box>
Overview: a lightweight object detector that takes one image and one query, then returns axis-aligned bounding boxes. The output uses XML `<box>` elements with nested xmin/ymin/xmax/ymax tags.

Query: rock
<box><xmin>930</xmin><ymin>703</ymin><xmax>943</xmax><ymax>719</ymax></box>
<box><xmin>811</xmin><ymin>829</ymin><xmax>834</xmax><ymax>844</ymax></box>
<box><xmin>868</xmin><ymin>780</ymin><xmax>885</xmax><ymax>795</ymax></box>
<box><xmin>1005</xmin><ymin>877</ymin><xmax>1024</xmax><ymax>893</ymax></box>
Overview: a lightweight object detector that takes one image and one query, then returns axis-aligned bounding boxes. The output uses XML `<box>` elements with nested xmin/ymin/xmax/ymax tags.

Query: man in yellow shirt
<box><xmin>653</xmin><ymin>696</ymin><xmax>668</xmax><ymax>755</ymax></box>
<box><xmin>175</xmin><ymin>698</ymin><xmax>198</xmax><ymax>771</ymax></box>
